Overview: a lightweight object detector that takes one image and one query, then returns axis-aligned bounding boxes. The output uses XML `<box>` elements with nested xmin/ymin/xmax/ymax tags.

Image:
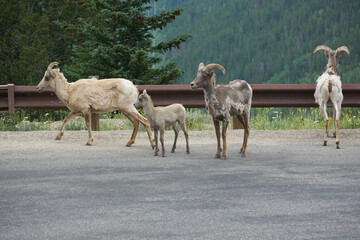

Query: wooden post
<box><xmin>91</xmin><ymin>114</ymin><xmax>100</xmax><ymax>131</ymax></box>
<box><xmin>88</xmin><ymin>76</ymin><xmax>100</xmax><ymax>131</ymax></box>
<box><xmin>231</xmin><ymin>116</ymin><xmax>244</xmax><ymax>129</ymax></box>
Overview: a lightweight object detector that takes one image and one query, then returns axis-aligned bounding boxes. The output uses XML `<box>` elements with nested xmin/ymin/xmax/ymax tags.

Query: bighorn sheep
<box><xmin>36</xmin><ymin>62</ymin><xmax>155</xmax><ymax>147</ymax></box>
<box><xmin>134</xmin><ymin>90</ymin><xmax>190</xmax><ymax>157</ymax></box>
<box><xmin>190</xmin><ymin>63</ymin><xmax>252</xmax><ymax>158</ymax></box>
<box><xmin>312</xmin><ymin>45</ymin><xmax>350</xmax><ymax>149</ymax></box>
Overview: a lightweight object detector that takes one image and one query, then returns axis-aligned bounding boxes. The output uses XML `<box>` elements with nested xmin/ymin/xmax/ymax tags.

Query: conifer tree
<box><xmin>61</xmin><ymin>0</ymin><xmax>190</xmax><ymax>84</ymax></box>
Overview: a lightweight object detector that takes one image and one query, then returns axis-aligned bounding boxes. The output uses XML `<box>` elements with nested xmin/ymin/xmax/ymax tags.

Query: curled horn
<box><xmin>312</xmin><ymin>45</ymin><xmax>332</xmax><ymax>56</ymax></box>
<box><xmin>335</xmin><ymin>46</ymin><xmax>350</xmax><ymax>56</ymax></box>
<box><xmin>47</xmin><ymin>62</ymin><xmax>59</xmax><ymax>72</ymax></box>
<box><xmin>203</xmin><ymin>63</ymin><xmax>226</xmax><ymax>77</ymax></box>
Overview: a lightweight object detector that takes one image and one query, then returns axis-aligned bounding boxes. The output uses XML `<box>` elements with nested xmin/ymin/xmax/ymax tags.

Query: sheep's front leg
<box><xmin>56</xmin><ymin>112</ymin><xmax>79</xmax><ymax>140</ymax></box>
<box><xmin>179</xmin><ymin>120</ymin><xmax>190</xmax><ymax>154</ymax></box>
<box><xmin>171</xmin><ymin>124</ymin><xmax>179</xmax><ymax>153</ymax></box>
<box><xmin>84</xmin><ymin>112</ymin><xmax>93</xmax><ymax>146</ymax></box>
<box><xmin>213</xmin><ymin>119</ymin><xmax>222</xmax><ymax>158</ymax></box>
<box><xmin>154</xmin><ymin>129</ymin><xmax>159</xmax><ymax>156</ymax></box>
<box><xmin>160</xmin><ymin>128</ymin><xmax>166</xmax><ymax>157</ymax></box>
<box><xmin>221</xmin><ymin>121</ymin><xmax>229</xmax><ymax>159</ymax></box>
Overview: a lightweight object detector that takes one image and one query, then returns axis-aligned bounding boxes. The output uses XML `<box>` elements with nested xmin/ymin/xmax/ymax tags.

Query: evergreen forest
<box><xmin>153</xmin><ymin>0</ymin><xmax>360</xmax><ymax>84</ymax></box>
<box><xmin>1</xmin><ymin>0</ymin><xmax>360</xmax><ymax>85</ymax></box>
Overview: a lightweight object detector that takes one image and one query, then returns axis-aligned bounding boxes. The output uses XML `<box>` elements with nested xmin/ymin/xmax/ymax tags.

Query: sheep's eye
<box><xmin>45</xmin><ymin>76</ymin><xmax>50</xmax><ymax>81</ymax></box>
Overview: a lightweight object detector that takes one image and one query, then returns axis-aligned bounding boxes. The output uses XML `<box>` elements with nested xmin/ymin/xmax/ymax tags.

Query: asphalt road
<box><xmin>0</xmin><ymin>130</ymin><xmax>359</xmax><ymax>240</ymax></box>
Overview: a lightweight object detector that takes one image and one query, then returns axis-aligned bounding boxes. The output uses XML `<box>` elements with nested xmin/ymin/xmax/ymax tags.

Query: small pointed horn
<box><xmin>335</xmin><ymin>46</ymin><xmax>350</xmax><ymax>56</ymax></box>
<box><xmin>47</xmin><ymin>62</ymin><xmax>59</xmax><ymax>72</ymax></box>
<box><xmin>312</xmin><ymin>45</ymin><xmax>332</xmax><ymax>56</ymax></box>
<box><xmin>203</xmin><ymin>63</ymin><xmax>226</xmax><ymax>76</ymax></box>
<box><xmin>198</xmin><ymin>62</ymin><xmax>205</xmax><ymax>71</ymax></box>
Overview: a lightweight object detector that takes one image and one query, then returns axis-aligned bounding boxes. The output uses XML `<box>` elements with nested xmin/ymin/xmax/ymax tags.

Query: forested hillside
<box><xmin>152</xmin><ymin>0</ymin><xmax>360</xmax><ymax>84</ymax></box>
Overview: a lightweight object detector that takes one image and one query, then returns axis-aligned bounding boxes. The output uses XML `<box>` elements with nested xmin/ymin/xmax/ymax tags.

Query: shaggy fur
<box><xmin>312</xmin><ymin>45</ymin><xmax>350</xmax><ymax>148</ymax></box>
<box><xmin>190</xmin><ymin>63</ymin><xmax>252</xmax><ymax>158</ymax></box>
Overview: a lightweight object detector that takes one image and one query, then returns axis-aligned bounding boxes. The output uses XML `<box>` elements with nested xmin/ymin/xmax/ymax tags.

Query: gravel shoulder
<box><xmin>0</xmin><ymin>129</ymin><xmax>359</xmax><ymax>150</ymax></box>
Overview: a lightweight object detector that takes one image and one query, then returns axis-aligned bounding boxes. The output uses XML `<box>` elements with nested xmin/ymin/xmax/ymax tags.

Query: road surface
<box><xmin>0</xmin><ymin>129</ymin><xmax>359</xmax><ymax>239</ymax></box>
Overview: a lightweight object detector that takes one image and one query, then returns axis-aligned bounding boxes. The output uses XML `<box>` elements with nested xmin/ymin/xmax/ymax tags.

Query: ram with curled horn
<box><xmin>312</xmin><ymin>45</ymin><xmax>350</xmax><ymax>149</ymax></box>
<box><xmin>190</xmin><ymin>62</ymin><xmax>252</xmax><ymax>158</ymax></box>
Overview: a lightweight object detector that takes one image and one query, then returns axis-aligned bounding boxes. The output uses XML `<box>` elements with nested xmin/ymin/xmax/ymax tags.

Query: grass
<box><xmin>0</xmin><ymin>108</ymin><xmax>359</xmax><ymax>131</ymax></box>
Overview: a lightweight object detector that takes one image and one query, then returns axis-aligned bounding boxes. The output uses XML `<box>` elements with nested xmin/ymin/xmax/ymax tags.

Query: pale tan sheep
<box><xmin>36</xmin><ymin>62</ymin><xmax>155</xmax><ymax>147</ymax></box>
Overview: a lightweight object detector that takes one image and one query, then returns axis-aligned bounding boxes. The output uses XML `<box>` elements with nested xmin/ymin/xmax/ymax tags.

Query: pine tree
<box><xmin>61</xmin><ymin>0</ymin><xmax>190</xmax><ymax>84</ymax></box>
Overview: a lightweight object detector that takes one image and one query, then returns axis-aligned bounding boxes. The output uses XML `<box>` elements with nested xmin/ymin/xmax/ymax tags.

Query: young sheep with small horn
<box><xmin>190</xmin><ymin>63</ymin><xmax>252</xmax><ymax>158</ymax></box>
<box><xmin>312</xmin><ymin>45</ymin><xmax>350</xmax><ymax>149</ymax></box>
<box><xmin>37</xmin><ymin>62</ymin><xmax>155</xmax><ymax>147</ymax></box>
<box><xmin>134</xmin><ymin>90</ymin><xmax>190</xmax><ymax>157</ymax></box>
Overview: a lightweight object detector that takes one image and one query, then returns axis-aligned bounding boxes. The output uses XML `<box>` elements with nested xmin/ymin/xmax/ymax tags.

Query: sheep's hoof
<box><xmin>323</xmin><ymin>141</ymin><xmax>327</xmax><ymax>146</ymax></box>
<box><xmin>222</xmin><ymin>155</ymin><xmax>227</xmax><ymax>160</ymax></box>
<box><xmin>86</xmin><ymin>142</ymin><xmax>92</xmax><ymax>146</ymax></box>
<box><xmin>162</xmin><ymin>155</ymin><xmax>166</xmax><ymax>157</ymax></box>
<box><xmin>215</xmin><ymin>154</ymin><xmax>221</xmax><ymax>159</ymax></box>
<box><xmin>186</xmin><ymin>151</ymin><xmax>190</xmax><ymax>154</ymax></box>
<box><xmin>336</xmin><ymin>141</ymin><xmax>340</xmax><ymax>149</ymax></box>
<box><xmin>171</xmin><ymin>149</ymin><xmax>175</xmax><ymax>153</ymax></box>
<box><xmin>333</xmin><ymin>133</ymin><xmax>336</xmax><ymax>138</ymax></box>
<box><xmin>241</xmin><ymin>153</ymin><xmax>246</xmax><ymax>158</ymax></box>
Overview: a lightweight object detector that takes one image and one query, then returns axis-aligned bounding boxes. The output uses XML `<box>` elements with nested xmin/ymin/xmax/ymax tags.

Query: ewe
<box><xmin>37</xmin><ymin>62</ymin><xmax>155</xmax><ymax>147</ymax></box>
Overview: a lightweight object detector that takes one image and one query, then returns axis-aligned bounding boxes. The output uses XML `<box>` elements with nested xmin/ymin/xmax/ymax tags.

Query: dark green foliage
<box><xmin>0</xmin><ymin>0</ymin><xmax>83</xmax><ymax>85</ymax></box>
<box><xmin>0</xmin><ymin>0</ymin><xmax>189</xmax><ymax>85</ymax></box>
<box><xmin>153</xmin><ymin>0</ymin><xmax>360</xmax><ymax>84</ymax></box>
<box><xmin>57</xmin><ymin>0</ymin><xmax>190</xmax><ymax>84</ymax></box>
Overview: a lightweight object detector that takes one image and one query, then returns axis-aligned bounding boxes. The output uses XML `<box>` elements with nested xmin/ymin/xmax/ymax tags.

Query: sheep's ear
<box><xmin>143</xmin><ymin>89</ymin><xmax>147</xmax><ymax>95</ymax></box>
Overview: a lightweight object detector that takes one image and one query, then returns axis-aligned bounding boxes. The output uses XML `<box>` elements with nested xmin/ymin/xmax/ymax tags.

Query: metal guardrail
<box><xmin>1</xmin><ymin>84</ymin><xmax>360</xmax><ymax>112</ymax></box>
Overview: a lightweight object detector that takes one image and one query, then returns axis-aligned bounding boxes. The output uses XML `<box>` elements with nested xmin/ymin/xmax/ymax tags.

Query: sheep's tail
<box><xmin>328</xmin><ymin>79</ymin><xmax>333</xmax><ymax>93</ymax></box>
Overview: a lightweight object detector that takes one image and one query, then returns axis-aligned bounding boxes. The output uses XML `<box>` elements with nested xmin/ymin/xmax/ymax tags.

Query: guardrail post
<box><xmin>91</xmin><ymin>114</ymin><xmax>100</xmax><ymax>131</ymax></box>
<box><xmin>8</xmin><ymin>84</ymin><xmax>15</xmax><ymax>114</ymax></box>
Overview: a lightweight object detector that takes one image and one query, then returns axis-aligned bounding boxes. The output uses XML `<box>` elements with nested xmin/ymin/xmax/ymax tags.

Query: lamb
<box><xmin>36</xmin><ymin>62</ymin><xmax>155</xmax><ymax>147</ymax></box>
<box><xmin>190</xmin><ymin>63</ymin><xmax>252</xmax><ymax>158</ymax></box>
<box><xmin>312</xmin><ymin>45</ymin><xmax>350</xmax><ymax>149</ymax></box>
<box><xmin>134</xmin><ymin>90</ymin><xmax>190</xmax><ymax>157</ymax></box>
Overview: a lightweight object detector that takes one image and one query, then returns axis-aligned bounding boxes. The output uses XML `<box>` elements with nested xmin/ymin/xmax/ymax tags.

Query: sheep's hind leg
<box><xmin>237</xmin><ymin>112</ymin><xmax>250</xmax><ymax>157</ymax></box>
<box><xmin>332</xmin><ymin>106</ymin><xmax>337</xmax><ymax>138</ymax></box>
<box><xmin>333</xmin><ymin>102</ymin><xmax>341</xmax><ymax>149</ymax></box>
<box><xmin>122</xmin><ymin>112</ymin><xmax>139</xmax><ymax>147</ymax></box>
<box><xmin>171</xmin><ymin>124</ymin><xmax>179</xmax><ymax>153</ymax></box>
<box><xmin>319</xmin><ymin>103</ymin><xmax>329</xmax><ymax>146</ymax></box>
<box><xmin>56</xmin><ymin>112</ymin><xmax>79</xmax><ymax>140</ymax></box>
<box><xmin>84</xmin><ymin>112</ymin><xmax>93</xmax><ymax>146</ymax></box>
<box><xmin>127</xmin><ymin>108</ymin><xmax>155</xmax><ymax>149</ymax></box>
<box><xmin>213</xmin><ymin>119</ymin><xmax>222</xmax><ymax>158</ymax></box>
